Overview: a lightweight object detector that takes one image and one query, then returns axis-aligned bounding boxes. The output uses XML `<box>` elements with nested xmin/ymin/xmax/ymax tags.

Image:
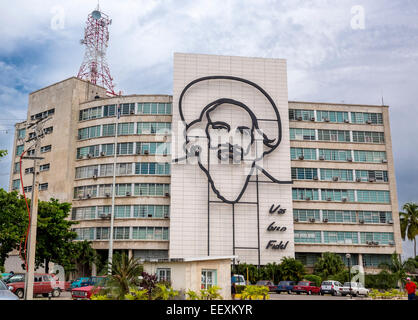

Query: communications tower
<box><xmin>77</xmin><ymin>4</ymin><xmax>117</xmax><ymax>96</ymax></box>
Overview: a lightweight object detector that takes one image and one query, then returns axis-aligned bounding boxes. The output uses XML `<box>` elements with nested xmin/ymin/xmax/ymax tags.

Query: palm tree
<box><xmin>379</xmin><ymin>253</ymin><xmax>416</xmax><ymax>290</ymax></box>
<box><xmin>72</xmin><ymin>240</ymin><xmax>97</xmax><ymax>277</ymax></box>
<box><xmin>278</xmin><ymin>257</ymin><xmax>305</xmax><ymax>282</ymax></box>
<box><xmin>314</xmin><ymin>252</ymin><xmax>346</xmax><ymax>280</ymax></box>
<box><xmin>400</xmin><ymin>203</ymin><xmax>418</xmax><ymax>257</ymax></box>
<box><xmin>104</xmin><ymin>252</ymin><xmax>144</xmax><ymax>300</ymax></box>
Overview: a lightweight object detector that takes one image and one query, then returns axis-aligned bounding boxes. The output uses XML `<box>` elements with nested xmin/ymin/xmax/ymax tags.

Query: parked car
<box><xmin>255</xmin><ymin>280</ymin><xmax>277</xmax><ymax>292</ymax></box>
<box><xmin>320</xmin><ymin>280</ymin><xmax>343</xmax><ymax>296</ymax></box>
<box><xmin>292</xmin><ymin>281</ymin><xmax>321</xmax><ymax>295</ymax></box>
<box><xmin>276</xmin><ymin>281</ymin><xmax>296</xmax><ymax>294</ymax></box>
<box><xmin>1</xmin><ymin>273</ymin><xmax>14</xmax><ymax>283</ymax></box>
<box><xmin>231</xmin><ymin>274</ymin><xmax>246</xmax><ymax>286</ymax></box>
<box><xmin>71</xmin><ymin>276</ymin><xmax>108</xmax><ymax>300</ymax></box>
<box><xmin>339</xmin><ymin>282</ymin><xmax>369</xmax><ymax>297</ymax></box>
<box><xmin>70</xmin><ymin>277</ymin><xmax>91</xmax><ymax>289</ymax></box>
<box><xmin>0</xmin><ymin>279</ymin><xmax>18</xmax><ymax>300</ymax></box>
<box><xmin>7</xmin><ymin>273</ymin><xmax>64</xmax><ymax>299</ymax></box>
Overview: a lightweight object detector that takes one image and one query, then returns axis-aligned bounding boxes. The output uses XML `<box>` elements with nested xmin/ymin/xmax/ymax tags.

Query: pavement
<box><xmin>269</xmin><ymin>292</ymin><xmax>370</xmax><ymax>300</ymax></box>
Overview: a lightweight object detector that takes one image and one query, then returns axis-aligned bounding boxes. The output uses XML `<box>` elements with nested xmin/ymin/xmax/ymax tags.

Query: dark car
<box><xmin>276</xmin><ymin>281</ymin><xmax>296</xmax><ymax>294</ymax></box>
<box><xmin>255</xmin><ymin>280</ymin><xmax>277</xmax><ymax>292</ymax></box>
<box><xmin>0</xmin><ymin>280</ymin><xmax>18</xmax><ymax>300</ymax></box>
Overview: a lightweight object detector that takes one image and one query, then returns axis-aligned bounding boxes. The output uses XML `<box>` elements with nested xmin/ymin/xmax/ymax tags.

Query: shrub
<box><xmin>152</xmin><ymin>283</ymin><xmax>179</xmax><ymax>300</ymax></box>
<box><xmin>365</xmin><ymin>271</ymin><xmax>398</xmax><ymax>290</ymax></box>
<box><xmin>0</xmin><ymin>266</ymin><xmax>5</xmax><ymax>273</ymax></box>
<box><xmin>90</xmin><ymin>294</ymin><xmax>111</xmax><ymax>300</ymax></box>
<box><xmin>125</xmin><ymin>289</ymin><xmax>149</xmax><ymax>300</ymax></box>
<box><xmin>235</xmin><ymin>285</ymin><xmax>246</xmax><ymax>294</ymax></box>
<box><xmin>241</xmin><ymin>285</ymin><xmax>269</xmax><ymax>300</ymax></box>
<box><xmin>304</xmin><ymin>274</ymin><xmax>322</xmax><ymax>287</ymax></box>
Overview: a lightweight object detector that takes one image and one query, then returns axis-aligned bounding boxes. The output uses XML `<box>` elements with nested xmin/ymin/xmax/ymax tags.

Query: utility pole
<box><xmin>22</xmin><ymin>118</ymin><xmax>49</xmax><ymax>300</ymax></box>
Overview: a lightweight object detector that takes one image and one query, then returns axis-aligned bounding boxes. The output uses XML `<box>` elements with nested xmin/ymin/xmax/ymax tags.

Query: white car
<box><xmin>320</xmin><ymin>280</ymin><xmax>343</xmax><ymax>296</ymax></box>
<box><xmin>339</xmin><ymin>282</ymin><xmax>369</xmax><ymax>297</ymax></box>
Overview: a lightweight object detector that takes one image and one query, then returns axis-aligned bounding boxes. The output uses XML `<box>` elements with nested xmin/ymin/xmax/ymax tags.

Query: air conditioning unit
<box><xmin>164</xmin><ymin>213</ymin><xmax>169</xmax><ymax>219</ymax></box>
<box><xmin>347</xmin><ymin>157</ymin><xmax>353</xmax><ymax>162</ymax></box>
<box><xmin>143</xmin><ymin>150</ymin><xmax>149</xmax><ymax>155</ymax></box>
<box><xmin>319</xmin><ymin>156</ymin><xmax>325</xmax><ymax>161</ymax></box>
<box><xmin>366</xmin><ymin>120</ymin><xmax>372</xmax><ymax>124</ymax></box>
<box><xmin>163</xmin><ymin>153</ymin><xmax>168</xmax><ymax>157</ymax></box>
<box><xmin>327</xmin><ymin>197</ymin><xmax>332</xmax><ymax>201</ymax></box>
<box><xmin>306</xmin><ymin>197</ymin><xmax>311</xmax><ymax>201</ymax></box>
<box><xmin>165</xmin><ymin>192</ymin><xmax>170</xmax><ymax>197</ymax></box>
<box><xmin>369</xmin><ymin>177</ymin><xmax>376</xmax><ymax>182</ymax></box>
<box><xmin>313</xmin><ymin>176</ymin><xmax>319</xmax><ymax>181</ymax></box>
<box><xmin>294</xmin><ymin>218</ymin><xmax>299</xmax><ymax>222</ymax></box>
<box><xmin>78</xmin><ymin>195</ymin><xmax>83</xmax><ymax>200</ymax></box>
<box><xmin>86</xmin><ymin>194</ymin><xmax>91</xmax><ymax>199</ymax></box>
<box><xmin>389</xmin><ymin>241</ymin><xmax>395</xmax><ymax>246</ymax></box>
<box><xmin>130</xmin><ymin>109</ymin><xmax>135</xmax><ymax>115</ymax></box>
<box><xmin>126</xmin><ymin>192</ymin><xmax>131</xmax><ymax>196</ymax></box>
<box><xmin>323</xmin><ymin>218</ymin><xmax>329</xmax><ymax>223</ymax></box>
<box><xmin>297</xmin><ymin>116</ymin><xmax>303</xmax><ymax>121</ymax></box>
<box><xmin>382</xmin><ymin>159</ymin><xmax>388</xmax><ymax>163</ymax></box>
<box><xmin>324</xmin><ymin>118</ymin><xmax>330</xmax><ymax>122</ymax></box>
<box><xmin>356</xmin><ymin>178</ymin><xmax>362</xmax><ymax>182</ymax></box>
<box><xmin>309</xmin><ymin>218</ymin><xmax>315</xmax><ymax>223</ymax></box>
<box><xmin>298</xmin><ymin>155</ymin><xmax>305</xmax><ymax>160</ymax></box>
<box><xmin>344</xmin><ymin>119</ymin><xmax>350</xmax><ymax>123</ymax></box>
<box><xmin>387</xmin><ymin>220</ymin><xmax>394</xmax><ymax>225</ymax></box>
<box><xmin>99</xmin><ymin>213</ymin><xmax>111</xmax><ymax>219</ymax></box>
<box><xmin>359</xmin><ymin>219</ymin><xmax>365</xmax><ymax>224</ymax></box>
<box><xmin>93</xmin><ymin>174</ymin><xmax>97</xmax><ymax>179</ymax></box>
<box><xmin>100</xmin><ymin>151</ymin><xmax>106</xmax><ymax>156</ymax></box>
<box><xmin>310</xmin><ymin>117</ymin><xmax>315</xmax><ymax>121</ymax></box>
<box><xmin>105</xmin><ymin>193</ymin><xmax>110</xmax><ymax>197</ymax></box>
<box><xmin>87</xmin><ymin>154</ymin><xmax>92</xmax><ymax>159</ymax></box>
<box><xmin>342</xmin><ymin>197</ymin><xmax>347</xmax><ymax>202</ymax></box>
<box><xmin>332</xmin><ymin>176</ymin><xmax>339</xmax><ymax>182</ymax></box>
<box><xmin>374</xmin><ymin>241</ymin><xmax>380</xmax><ymax>245</ymax></box>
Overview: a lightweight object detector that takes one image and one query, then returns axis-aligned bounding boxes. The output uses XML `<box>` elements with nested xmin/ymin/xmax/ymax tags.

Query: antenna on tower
<box><xmin>77</xmin><ymin>5</ymin><xmax>117</xmax><ymax>96</ymax></box>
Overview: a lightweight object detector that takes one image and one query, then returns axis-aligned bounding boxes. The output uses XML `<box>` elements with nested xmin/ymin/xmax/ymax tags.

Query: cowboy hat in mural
<box><xmin>173</xmin><ymin>75</ymin><xmax>292</xmax><ymax>204</ymax></box>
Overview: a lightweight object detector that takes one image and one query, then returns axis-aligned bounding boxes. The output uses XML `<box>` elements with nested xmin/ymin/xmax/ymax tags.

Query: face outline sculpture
<box><xmin>175</xmin><ymin>76</ymin><xmax>289</xmax><ymax>204</ymax></box>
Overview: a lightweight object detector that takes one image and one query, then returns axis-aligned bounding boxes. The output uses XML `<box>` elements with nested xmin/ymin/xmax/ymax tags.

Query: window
<box><xmin>43</xmin><ymin>127</ymin><xmax>53</xmax><ymax>135</ymax></box>
<box><xmin>321</xmin><ymin>189</ymin><xmax>355</xmax><ymax>202</ymax></box>
<box><xmin>13</xmin><ymin>162</ymin><xmax>20</xmax><ymax>174</ymax></box>
<box><xmin>39</xmin><ymin>183</ymin><xmax>48</xmax><ymax>191</ymax></box>
<box><xmin>115</xmin><ymin>183</ymin><xmax>132</xmax><ymax>196</ymax></box>
<box><xmin>201</xmin><ymin>270</ymin><xmax>217</xmax><ymax>289</ymax></box>
<box><xmin>363</xmin><ymin>254</ymin><xmax>391</xmax><ymax>267</ymax></box>
<box><xmin>23</xmin><ymin>186</ymin><xmax>32</xmax><ymax>193</ymax></box>
<box><xmin>291</xmin><ymin>168</ymin><xmax>318</xmax><ymax>180</ymax></box>
<box><xmin>101</xmin><ymin>144</ymin><xmax>114</xmax><ymax>156</ymax></box>
<box><xmin>102</xmin><ymin>124</ymin><xmax>116</xmax><ymax>136</ymax></box>
<box><xmin>289</xmin><ymin>109</ymin><xmax>315</xmax><ymax>121</ymax></box>
<box><xmin>41</xmin><ymin>145</ymin><xmax>52</xmax><ymax>153</ymax></box>
<box><xmin>358</xmin><ymin>211</ymin><xmax>392</xmax><ymax>224</ymax></box>
<box><xmin>135</xmin><ymin>163</ymin><xmax>170</xmax><ymax>175</ymax></box>
<box><xmin>352</xmin><ymin>131</ymin><xmax>385</xmax><ymax>144</ymax></box>
<box><xmin>316</xmin><ymin>111</ymin><xmax>349</xmax><ymax>123</ymax></box>
<box><xmin>73</xmin><ymin>185</ymin><xmax>97</xmax><ymax>198</ymax></box>
<box><xmin>318</xmin><ymin>149</ymin><xmax>352</xmax><ymax>161</ymax></box>
<box><xmin>25</xmin><ymin>167</ymin><xmax>34</xmax><ymax>174</ymax></box>
<box><xmin>12</xmin><ymin>179</ymin><xmax>20</xmax><ymax>191</ymax></box>
<box><xmin>323</xmin><ymin>231</ymin><xmax>358</xmax><ymax>244</ymax></box>
<box><xmin>295</xmin><ymin>253</ymin><xmax>321</xmax><ymax>267</ymax></box>
<box><xmin>40</xmin><ymin>164</ymin><xmax>50</xmax><ymax>172</ymax></box>
<box><xmin>136</xmin><ymin>143</ymin><xmax>171</xmax><ymax>155</ymax></box>
<box><xmin>115</xmin><ymin>205</ymin><xmax>131</xmax><ymax>218</ymax></box>
<box><xmin>157</xmin><ymin>269</ymin><xmax>171</xmax><ymax>282</ymax></box>
<box><xmin>16</xmin><ymin>145</ymin><xmax>24</xmax><ymax>156</ymax></box>
<box><xmin>72</xmin><ymin>207</ymin><xmax>96</xmax><ymax>220</ymax></box>
<box><xmin>132</xmin><ymin>227</ymin><xmax>169</xmax><ymax>240</ymax></box>
<box><xmin>292</xmin><ymin>188</ymin><xmax>319</xmax><ymax>201</ymax></box>
<box><xmin>293</xmin><ymin>209</ymin><xmax>320</xmax><ymax>222</ymax></box>
<box><xmin>351</xmin><ymin>112</ymin><xmax>383</xmax><ymax>125</ymax></box>
<box><xmin>103</xmin><ymin>105</ymin><xmax>116</xmax><ymax>117</ymax></box>
<box><xmin>355</xmin><ymin>170</ymin><xmax>388</xmax><ymax>182</ymax></box>
<box><xmin>79</xmin><ymin>106</ymin><xmax>102</xmax><ymax>121</ymax></box>
<box><xmin>138</xmin><ymin>103</ymin><xmax>172</xmax><ymax>115</ymax></box>
<box><xmin>96</xmin><ymin>227</ymin><xmax>110</xmax><ymax>240</ymax></box>
<box><xmin>353</xmin><ymin>150</ymin><xmax>387</xmax><ymax>163</ymax></box>
<box><xmin>99</xmin><ymin>164</ymin><xmax>113</xmax><ymax>177</ymax></box>
<box><xmin>113</xmin><ymin>227</ymin><xmax>130</xmax><ymax>239</ymax></box>
<box><xmin>290</xmin><ymin>148</ymin><xmax>317</xmax><ymax>160</ymax></box>
<box><xmin>322</xmin><ymin>210</ymin><xmax>357</xmax><ymax>223</ymax></box>
<box><xmin>116</xmin><ymin>163</ymin><xmax>132</xmax><ymax>175</ymax></box>
<box><xmin>320</xmin><ymin>169</ymin><xmax>353</xmax><ymax>181</ymax></box>
<box><xmin>74</xmin><ymin>228</ymin><xmax>95</xmax><ymax>240</ymax></box>
<box><xmin>30</xmin><ymin>108</ymin><xmax>55</xmax><ymax>121</ymax></box>
<box><xmin>120</xmin><ymin>103</ymin><xmax>135</xmax><ymax>115</ymax></box>
<box><xmin>76</xmin><ymin>145</ymin><xmax>98</xmax><ymax>159</ymax></box>
<box><xmin>118</xmin><ymin>123</ymin><xmax>135</xmax><ymax>135</ymax></box>
<box><xmin>117</xmin><ymin>142</ymin><xmax>134</xmax><ymax>155</ymax></box>
<box><xmin>133</xmin><ymin>205</ymin><xmax>170</xmax><ymax>218</ymax></box>
<box><xmin>98</xmin><ymin>184</ymin><xmax>113</xmax><ymax>197</ymax></box>
<box><xmin>294</xmin><ymin>231</ymin><xmax>322</xmax><ymax>243</ymax></box>
<box><xmin>17</xmin><ymin>129</ymin><xmax>26</xmax><ymax>139</ymax></box>
<box><xmin>137</xmin><ymin>122</ymin><xmax>171</xmax><ymax>135</ymax></box>
<box><xmin>360</xmin><ymin>232</ymin><xmax>394</xmax><ymax>245</ymax></box>
<box><xmin>289</xmin><ymin>128</ymin><xmax>315</xmax><ymax>141</ymax></box>
<box><xmin>357</xmin><ymin>190</ymin><xmax>390</xmax><ymax>203</ymax></box>
<box><xmin>134</xmin><ymin>183</ymin><xmax>170</xmax><ymax>196</ymax></box>
<box><xmin>75</xmin><ymin>165</ymin><xmax>99</xmax><ymax>179</ymax></box>
<box><xmin>317</xmin><ymin>130</ymin><xmax>350</xmax><ymax>142</ymax></box>
<box><xmin>78</xmin><ymin>126</ymin><xmax>100</xmax><ymax>140</ymax></box>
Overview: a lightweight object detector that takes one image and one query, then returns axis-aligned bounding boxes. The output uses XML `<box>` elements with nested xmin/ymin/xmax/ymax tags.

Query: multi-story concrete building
<box><xmin>8</xmin><ymin>53</ymin><xmax>402</xmax><ymax>274</ymax></box>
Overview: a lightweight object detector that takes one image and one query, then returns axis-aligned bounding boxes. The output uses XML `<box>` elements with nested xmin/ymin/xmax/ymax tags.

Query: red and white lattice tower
<box><xmin>77</xmin><ymin>5</ymin><xmax>117</xmax><ymax>95</ymax></box>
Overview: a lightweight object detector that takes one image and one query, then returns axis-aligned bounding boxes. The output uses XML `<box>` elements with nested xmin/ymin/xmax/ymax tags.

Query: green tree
<box><xmin>0</xmin><ymin>150</ymin><xmax>7</xmax><ymax>158</ymax></box>
<box><xmin>379</xmin><ymin>253</ymin><xmax>416</xmax><ymax>289</ymax></box>
<box><xmin>0</xmin><ymin>189</ymin><xmax>28</xmax><ymax>269</ymax></box>
<box><xmin>35</xmin><ymin>198</ymin><xmax>78</xmax><ymax>273</ymax></box>
<box><xmin>314</xmin><ymin>252</ymin><xmax>346</xmax><ymax>280</ymax></box>
<box><xmin>304</xmin><ymin>274</ymin><xmax>322</xmax><ymax>287</ymax></box>
<box><xmin>152</xmin><ymin>283</ymin><xmax>179</xmax><ymax>300</ymax></box>
<box><xmin>400</xmin><ymin>203</ymin><xmax>418</xmax><ymax>258</ymax></box>
<box><xmin>278</xmin><ymin>257</ymin><xmax>305</xmax><ymax>282</ymax></box>
<box><xmin>262</xmin><ymin>262</ymin><xmax>280</xmax><ymax>283</ymax></box>
<box><xmin>71</xmin><ymin>240</ymin><xmax>97</xmax><ymax>277</ymax></box>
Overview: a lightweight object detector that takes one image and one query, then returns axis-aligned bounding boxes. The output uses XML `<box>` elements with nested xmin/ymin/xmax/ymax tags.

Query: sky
<box><xmin>0</xmin><ymin>0</ymin><xmax>417</xmax><ymax>258</ymax></box>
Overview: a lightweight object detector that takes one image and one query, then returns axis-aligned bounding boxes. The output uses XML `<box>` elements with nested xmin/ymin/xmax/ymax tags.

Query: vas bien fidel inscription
<box><xmin>267</xmin><ymin>203</ymin><xmax>289</xmax><ymax>250</ymax></box>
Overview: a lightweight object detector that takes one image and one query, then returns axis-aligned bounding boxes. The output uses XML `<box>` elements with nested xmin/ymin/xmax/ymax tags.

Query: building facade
<box><xmin>8</xmin><ymin>53</ymin><xmax>402</xmax><ymax>274</ymax></box>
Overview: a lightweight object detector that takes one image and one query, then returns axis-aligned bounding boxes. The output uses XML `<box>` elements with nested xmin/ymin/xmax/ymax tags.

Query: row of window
<box><xmin>71</xmin><ymin>205</ymin><xmax>170</xmax><ymax>220</ymax></box>
<box><xmin>291</xmin><ymin>148</ymin><xmax>387</xmax><ymax>163</ymax></box>
<box><xmin>293</xmin><ymin>209</ymin><xmax>393</xmax><ymax>224</ymax></box>
<box><xmin>292</xmin><ymin>188</ymin><xmax>391</xmax><ymax>203</ymax></box>
<box><xmin>291</xmin><ymin>168</ymin><xmax>388</xmax><ymax>182</ymax></box>
<box><xmin>290</xmin><ymin>128</ymin><xmax>385</xmax><ymax>144</ymax></box>
<box><xmin>76</xmin><ymin>142</ymin><xmax>171</xmax><ymax>159</ymax></box>
<box><xmin>73</xmin><ymin>183</ymin><xmax>170</xmax><ymax>199</ymax></box>
<box><xmin>12</xmin><ymin>182</ymin><xmax>49</xmax><ymax>192</ymax></box>
<box><xmin>30</xmin><ymin>108</ymin><xmax>55</xmax><ymax>121</ymax></box>
<box><xmin>289</xmin><ymin>109</ymin><xmax>383</xmax><ymax>124</ymax></box>
<box><xmin>79</xmin><ymin>103</ymin><xmax>172</xmax><ymax>121</ymax></box>
<box><xmin>294</xmin><ymin>230</ymin><xmax>395</xmax><ymax>245</ymax></box>
<box><xmin>74</xmin><ymin>226</ymin><xmax>169</xmax><ymax>241</ymax></box>
<box><xmin>75</xmin><ymin>162</ymin><xmax>171</xmax><ymax>179</ymax></box>
<box><xmin>16</xmin><ymin>144</ymin><xmax>52</xmax><ymax>157</ymax></box>
<box><xmin>78</xmin><ymin>122</ymin><xmax>171</xmax><ymax>140</ymax></box>
<box><xmin>295</xmin><ymin>253</ymin><xmax>391</xmax><ymax>268</ymax></box>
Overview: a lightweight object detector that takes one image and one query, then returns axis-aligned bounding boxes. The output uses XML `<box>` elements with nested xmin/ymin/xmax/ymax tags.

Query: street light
<box><xmin>346</xmin><ymin>253</ymin><xmax>352</xmax><ymax>299</ymax></box>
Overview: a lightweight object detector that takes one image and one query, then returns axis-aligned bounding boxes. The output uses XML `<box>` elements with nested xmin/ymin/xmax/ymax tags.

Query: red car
<box><xmin>7</xmin><ymin>273</ymin><xmax>67</xmax><ymax>299</ymax></box>
<box><xmin>255</xmin><ymin>280</ymin><xmax>277</xmax><ymax>292</ymax></box>
<box><xmin>292</xmin><ymin>281</ymin><xmax>320</xmax><ymax>295</ymax></box>
<box><xmin>71</xmin><ymin>276</ymin><xmax>107</xmax><ymax>300</ymax></box>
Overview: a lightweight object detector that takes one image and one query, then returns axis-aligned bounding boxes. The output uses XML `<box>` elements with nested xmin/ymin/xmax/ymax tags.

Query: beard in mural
<box><xmin>174</xmin><ymin>76</ymin><xmax>292</xmax><ymax>204</ymax></box>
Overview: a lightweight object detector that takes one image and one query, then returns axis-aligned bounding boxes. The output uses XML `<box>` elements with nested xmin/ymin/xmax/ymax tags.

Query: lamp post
<box><xmin>346</xmin><ymin>253</ymin><xmax>352</xmax><ymax>299</ymax></box>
